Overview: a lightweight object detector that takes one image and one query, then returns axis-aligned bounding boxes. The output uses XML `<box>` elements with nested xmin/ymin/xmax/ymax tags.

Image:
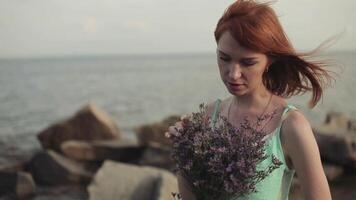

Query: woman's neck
<box><xmin>233</xmin><ymin>87</ymin><xmax>273</xmax><ymax>113</ymax></box>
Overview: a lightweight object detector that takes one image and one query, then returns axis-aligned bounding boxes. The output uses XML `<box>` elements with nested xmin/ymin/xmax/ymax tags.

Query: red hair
<box><xmin>214</xmin><ymin>0</ymin><xmax>337</xmax><ymax>108</ymax></box>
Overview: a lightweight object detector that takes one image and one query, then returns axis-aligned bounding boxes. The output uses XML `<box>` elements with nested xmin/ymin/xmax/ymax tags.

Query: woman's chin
<box><xmin>227</xmin><ymin>88</ymin><xmax>247</xmax><ymax>96</ymax></box>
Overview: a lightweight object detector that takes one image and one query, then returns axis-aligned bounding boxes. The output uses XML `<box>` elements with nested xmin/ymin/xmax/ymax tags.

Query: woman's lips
<box><xmin>229</xmin><ymin>82</ymin><xmax>244</xmax><ymax>86</ymax></box>
<box><xmin>228</xmin><ymin>82</ymin><xmax>245</xmax><ymax>90</ymax></box>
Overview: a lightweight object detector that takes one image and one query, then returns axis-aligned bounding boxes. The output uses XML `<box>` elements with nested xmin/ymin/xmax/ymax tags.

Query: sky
<box><xmin>0</xmin><ymin>0</ymin><xmax>355</xmax><ymax>59</ymax></box>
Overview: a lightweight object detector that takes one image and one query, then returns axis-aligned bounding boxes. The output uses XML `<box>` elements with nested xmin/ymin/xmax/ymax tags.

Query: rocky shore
<box><xmin>0</xmin><ymin>102</ymin><xmax>356</xmax><ymax>199</ymax></box>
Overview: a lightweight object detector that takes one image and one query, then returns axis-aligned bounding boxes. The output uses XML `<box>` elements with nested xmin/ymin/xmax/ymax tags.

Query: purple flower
<box><xmin>168</xmin><ymin>103</ymin><xmax>282</xmax><ymax>200</ymax></box>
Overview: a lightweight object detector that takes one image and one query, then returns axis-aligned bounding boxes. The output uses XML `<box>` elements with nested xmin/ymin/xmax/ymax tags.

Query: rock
<box><xmin>134</xmin><ymin>115</ymin><xmax>180</xmax><ymax>148</ymax></box>
<box><xmin>61</xmin><ymin>139</ymin><xmax>145</xmax><ymax>162</ymax></box>
<box><xmin>87</xmin><ymin>160</ymin><xmax>178</xmax><ymax>200</ymax></box>
<box><xmin>37</xmin><ymin>102</ymin><xmax>121</xmax><ymax>153</ymax></box>
<box><xmin>0</xmin><ymin>171</ymin><xmax>35</xmax><ymax>199</ymax></box>
<box><xmin>314</xmin><ymin>132</ymin><xmax>356</xmax><ymax>167</ymax></box>
<box><xmin>324</xmin><ymin>111</ymin><xmax>351</xmax><ymax>131</ymax></box>
<box><xmin>0</xmin><ymin>161</ymin><xmax>27</xmax><ymax>172</ymax></box>
<box><xmin>16</xmin><ymin>172</ymin><xmax>36</xmax><ymax>199</ymax></box>
<box><xmin>26</xmin><ymin>150</ymin><xmax>94</xmax><ymax>185</ymax></box>
<box><xmin>329</xmin><ymin>172</ymin><xmax>356</xmax><ymax>200</ymax></box>
<box><xmin>32</xmin><ymin>185</ymin><xmax>88</xmax><ymax>199</ymax></box>
<box><xmin>0</xmin><ymin>171</ymin><xmax>17</xmax><ymax>197</ymax></box>
<box><xmin>323</xmin><ymin>163</ymin><xmax>344</xmax><ymax>181</ymax></box>
<box><xmin>350</xmin><ymin>119</ymin><xmax>356</xmax><ymax>132</ymax></box>
<box><xmin>138</xmin><ymin>144</ymin><xmax>175</xmax><ymax>171</ymax></box>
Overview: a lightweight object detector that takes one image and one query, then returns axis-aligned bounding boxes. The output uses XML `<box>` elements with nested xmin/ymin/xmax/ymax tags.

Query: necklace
<box><xmin>227</xmin><ymin>93</ymin><xmax>273</xmax><ymax>130</ymax></box>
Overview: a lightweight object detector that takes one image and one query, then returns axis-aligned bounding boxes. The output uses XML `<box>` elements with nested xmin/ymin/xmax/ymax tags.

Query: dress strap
<box><xmin>210</xmin><ymin>98</ymin><xmax>222</xmax><ymax>129</ymax></box>
<box><xmin>280</xmin><ymin>105</ymin><xmax>298</xmax><ymax>124</ymax></box>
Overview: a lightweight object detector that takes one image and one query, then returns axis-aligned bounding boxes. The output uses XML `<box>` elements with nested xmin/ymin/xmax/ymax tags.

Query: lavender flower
<box><xmin>168</xmin><ymin>103</ymin><xmax>283</xmax><ymax>200</ymax></box>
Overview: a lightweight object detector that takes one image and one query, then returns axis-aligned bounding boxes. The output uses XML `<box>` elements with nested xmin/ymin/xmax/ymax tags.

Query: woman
<box><xmin>168</xmin><ymin>0</ymin><xmax>334</xmax><ymax>199</ymax></box>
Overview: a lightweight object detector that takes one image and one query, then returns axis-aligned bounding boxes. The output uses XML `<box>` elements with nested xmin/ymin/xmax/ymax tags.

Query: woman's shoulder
<box><xmin>281</xmin><ymin>106</ymin><xmax>316</xmax><ymax>154</ymax></box>
<box><xmin>282</xmin><ymin>107</ymin><xmax>309</xmax><ymax>131</ymax></box>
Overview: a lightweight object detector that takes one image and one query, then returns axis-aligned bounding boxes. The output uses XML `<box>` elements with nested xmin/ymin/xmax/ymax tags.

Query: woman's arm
<box><xmin>283</xmin><ymin>111</ymin><xmax>332</xmax><ymax>200</ymax></box>
<box><xmin>177</xmin><ymin>171</ymin><xmax>195</xmax><ymax>200</ymax></box>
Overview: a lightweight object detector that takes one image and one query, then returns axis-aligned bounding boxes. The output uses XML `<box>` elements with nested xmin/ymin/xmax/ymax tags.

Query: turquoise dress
<box><xmin>210</xmin><ymin>98</ymin><xmax>297</xmax><ymax>200</ymax></box>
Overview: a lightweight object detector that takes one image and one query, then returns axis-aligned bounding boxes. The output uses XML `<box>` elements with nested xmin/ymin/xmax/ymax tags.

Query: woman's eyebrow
<box><xmin>217</xmin><ymin>50</ymin><xmax>229</xmax><ymax>56</ymax></box>
<box><xmin>217</xmin><ymin>50</ymin><xmax>258</xmax><ymax>60</ymax></box>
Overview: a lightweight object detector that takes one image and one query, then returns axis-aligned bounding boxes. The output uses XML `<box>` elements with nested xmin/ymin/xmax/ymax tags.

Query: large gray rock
<box><xmin>37</xmin><ymin>102</ymin><xmax>122</xmax><ymax>153</ymax></box>
<box><xmin>88</xmin><ymin>160</ymin><xmax>178</xmax><ymax>200</ymax></box>
<box><xmin>27</xmin><ymin>150</ymin><xmax>94</xmax><ymax>185</ymax></box>
<box><xmin>0</xmin><ymin>171</ymin><xmax>35</xmax><ymax>199</ymax></box>
<box><xmin>61</xmin><ymin>139</ymin><xmax>145</xmax><ymax>162</ymax></box>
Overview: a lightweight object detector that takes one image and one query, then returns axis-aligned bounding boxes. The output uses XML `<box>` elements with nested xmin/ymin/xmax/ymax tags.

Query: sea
<box><xmin>0</xmin><ymin>51</ymin><xmax>355</xmax><ymax>165</ymax></box>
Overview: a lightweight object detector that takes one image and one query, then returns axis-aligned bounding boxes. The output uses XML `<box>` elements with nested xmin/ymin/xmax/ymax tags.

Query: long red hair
<box><xmin>214</xmin><ymin>0</ymin><xmax>337</xmax><ymax>108</ymax></box>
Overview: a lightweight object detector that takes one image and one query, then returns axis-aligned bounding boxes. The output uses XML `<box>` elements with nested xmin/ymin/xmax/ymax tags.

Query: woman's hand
<box><xmin>165</xmin><ymin>113</ymin><xmax>196</xmax><ymax>200</ymax></box>
<box><xmin>165</xmin><ymin>113</ymin><xmax>192</xmax><ymax>138</ymax></box>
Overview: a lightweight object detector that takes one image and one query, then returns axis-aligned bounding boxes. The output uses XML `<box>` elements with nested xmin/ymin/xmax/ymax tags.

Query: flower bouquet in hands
<box><xmin>166</xmin><ymin>103</ymin><xmax>282</xmax><ymax>200</ymax></box>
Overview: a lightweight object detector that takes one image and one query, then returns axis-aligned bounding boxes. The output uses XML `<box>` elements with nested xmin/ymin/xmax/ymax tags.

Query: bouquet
<box><xmin>167</xmin><ymin>103</ymin><xmax>282</xmax><ymax>200</ymax></box>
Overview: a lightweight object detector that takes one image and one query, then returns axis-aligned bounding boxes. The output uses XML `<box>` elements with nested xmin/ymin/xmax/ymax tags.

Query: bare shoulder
<box><xmin>281</xmin><ymin>109</ymin><xmax>314</xmax><ymax>153</ymax></box>
<box><xmin>280</xmin><ymin>109</ymin><xmax>315</xmax><ymax>168</ymax></box>
<box><xmin>283</xmin><ymin>109</ymin><xmax>311</xmax><ymax>132</ymax></box>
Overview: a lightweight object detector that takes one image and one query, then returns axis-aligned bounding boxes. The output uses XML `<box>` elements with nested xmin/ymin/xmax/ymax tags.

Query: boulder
<box><xmin>134</xmin><ymin>115</ymin><xmax>180</xmax><ymax>148</ymax></box>
<box><xmin>37</xmin><ymin>102</ymin><xmax>121</xmax><ymax>153</ymax></box>
<box><xmin>324</xmin><ymin>111</ymin><xmax>351</xmax><ymax>131</ymax></box>
<box><xmin>87</xmin><ymin>160</ymin><xmax>178</xmax><ymax>200</ymax></box>
<box><xmin>138</xmin><ymin>142</ymin><xmax>175</xmax><ymax>171</ymax></box>
<box><xmin>26</xmin><ymin>150</ymin><xmax>94</xmax><ymax>185</ymax></box>
<box><xmin>61</xmin><ymin>139</ymin><xmax>145</xmax><ymax>162</ymax></box>
<box><xmin>314</xmin><ymin>132</ymin><xmax>356</xmax><ymax>166</ymax></box>
<box><xmin>0</xmin><ymin>161</ymin><xmax>26</xmax><ymax>172</ymax></box>
<box><xmin>350</xmin><ymin>119</ymin><xmax>356</xmax><ymax>132</ymax></box>
<box><xmin>0</xmin><ymin>171</ymin><xmax>35</xmax><ymax>199</ymax></box>
<box><xmin>328</xmin><ymin>171</ymin><xmax>356</xmax><ymax>200</ymax></box>
<box><xmin>322</xmin><ymin>163</ymin><xmax>344</xmax><ymax>181</ymax></box>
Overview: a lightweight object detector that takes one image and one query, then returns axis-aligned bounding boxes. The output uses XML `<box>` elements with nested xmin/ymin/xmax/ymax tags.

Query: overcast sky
<box><xmin>0</xmin><ymin>0</ymin><xmax>355</xmax><ymax>59</ymax></box>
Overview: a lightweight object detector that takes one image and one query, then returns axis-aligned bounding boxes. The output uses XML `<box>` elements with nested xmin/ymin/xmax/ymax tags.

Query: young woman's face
<box><xmin>216</xmin><ymin>31</ymin><xmax>272</xmax><ymax>96</ymax></box>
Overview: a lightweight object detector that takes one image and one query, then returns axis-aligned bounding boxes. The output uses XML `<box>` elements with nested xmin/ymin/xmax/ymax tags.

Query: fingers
<box><xmin>166</xmin><ymin>113</ymin><xmax>192</xmax><ymax>138</ymax></box>
<box><xmin>165</xmin><ymin>121</ymin><xmax>183</xmax><ymax>138</ymax></box>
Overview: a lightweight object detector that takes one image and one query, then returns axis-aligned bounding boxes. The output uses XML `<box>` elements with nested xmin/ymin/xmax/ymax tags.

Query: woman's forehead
<box><xmin>217</xmin><ymin>32</ymin><xmax>262</xmax><ymax>57</ymax></box>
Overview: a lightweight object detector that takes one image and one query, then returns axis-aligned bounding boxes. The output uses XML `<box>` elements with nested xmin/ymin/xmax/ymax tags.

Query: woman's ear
<box><xmin>267</xmin><ymin>56</ymin><xmax>275</xmax><ymax>68</ymax></box>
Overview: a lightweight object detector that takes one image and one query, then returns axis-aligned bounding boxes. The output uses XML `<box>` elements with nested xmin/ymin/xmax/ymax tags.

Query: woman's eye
<box><xmin>241</xmin><ymin>61</ymin><xmax>256</xmax><ymax>66</ymax></box>
<box><xmin>219</xmin><ymin>57</ymin><xmax>230</xmax><ymax>62</ymax></box>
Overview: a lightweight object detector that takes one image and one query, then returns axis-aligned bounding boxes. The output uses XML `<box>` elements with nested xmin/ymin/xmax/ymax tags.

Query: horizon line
<box><xmin>0</xmin><ymin>49</ymin><xmax>355</xmax><ymax>61</ymax></box>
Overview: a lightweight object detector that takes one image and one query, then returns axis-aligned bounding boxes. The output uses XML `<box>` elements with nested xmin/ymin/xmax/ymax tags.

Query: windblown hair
<box><xmin>214</xmin><ymin>0</ymin><xmax>337</xmax><ymax>108</ymax></box>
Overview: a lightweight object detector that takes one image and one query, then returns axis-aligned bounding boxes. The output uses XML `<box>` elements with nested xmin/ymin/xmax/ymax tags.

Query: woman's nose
<box><xmin>228</xmin><ymin>63</ymin><xmax>242</xmax><ymax>80</ymax></box>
